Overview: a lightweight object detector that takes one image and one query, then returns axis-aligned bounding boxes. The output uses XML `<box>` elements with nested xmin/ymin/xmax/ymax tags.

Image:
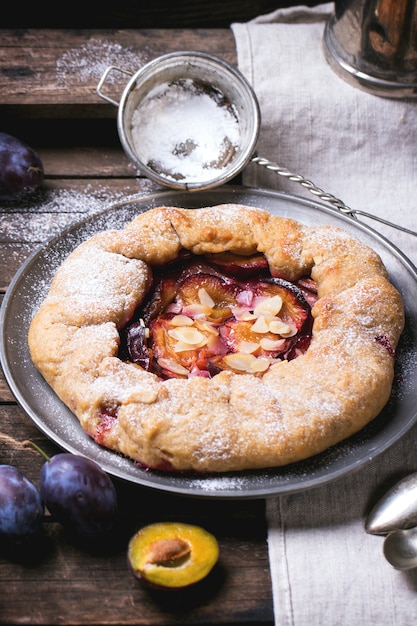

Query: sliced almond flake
<box><xmin>223</xmin><ymin>352</ymin><xmax>263</xmax><ymax>372</ymax></box>
<box><xmin>269</xmin><ymin>320</ymin><xmax>297</xmax><ymax>337</ymax></box>
<box><xmin>223</xmin><ymin>352</ymin><xmax>271</xmax><ymax>374</ymax></box>
<box><xmin>232</xmin><ymin>306</ymin><xmax>256</xmax><ymax>321</ymax></box>
<box><xmin>138</xmin><ymin>319</ymin><xmax>150</xmax><ymax>338</ymax></box>
<box><xmin>250</xmin><ymin>357</ymin><xmax>270</xmax><ymax>373</ymax></box>
<box><xmin>182</xmin><ymin>303</ymin><xmax>212</xmax><ymax>319</ymax></box>
<box><xmin>170</xmin><ymin>314</ymin><xmax>195</xmax><ymax>327</ymax></box>
<box><xmin>168</xmin><ymin>326</ymin><xmax>206</xmax><ymax>345</ymax></box>
<box><xmin>237</xmin><ymin>340</ymin><xmax>260</xmax><ymax>354</ymax></box>
<box><xmin>172</xmin><ymin>338</ymin><xmax>209</xmax><ymax>352</ymax></box>
<box><xmin>241</xmin><ymin>311</ymin><xmax>256</xmax><ymax>321</ymax></box>
<box><xmin>281</xmin><ymin>328</ymin><xmax>297</xmax><ymax>338</ymax></box>
<box><xmin>198</xmin><ymin>287</ymin><xmax>215</xmax><ymax>308</ymax></box>
<box><xmin>157</xmin><ymin>357</ymin><xmax>189</xmax><ymax>376</ymax></box>
<box><xmin>259</xmin><ymin>337</ymin><xmax>286</xmax><ymax>351</ymax></box>
<box><xmin>194</xmin><ymin>319</ymin><xmax>219</xmax><ymax>335</ymax></box>
<box><xmin>251</xmin><ymin>315</ymin><xmax>270</xmax><ymax>333</ymax></box>
<box><xmin>253</xmin><ymin>294</ymin><xmax>283</xmax><ymax>317</ymax></box>
<box><xmin>268</xmin><ymin>319</ymin><xmax>292</xmax><ymax>335</ymax></box>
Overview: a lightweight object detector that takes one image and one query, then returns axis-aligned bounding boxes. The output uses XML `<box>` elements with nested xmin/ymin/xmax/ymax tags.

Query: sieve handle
<box><xmin>252</xmin><ymin>155</ymin><xmax>417</xmax><ymax>238</ymax></box>
<box><xmin>96</xmin><ymin>66</ymin><xmax>133</xmax><ymax>107</ymax></box>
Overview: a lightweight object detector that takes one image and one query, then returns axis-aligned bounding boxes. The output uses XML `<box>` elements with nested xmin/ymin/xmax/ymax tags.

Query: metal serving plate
<box><xmin>1</xmin><ymin>186</ymin><xmax>416</xmax><ymax>499</ymax></box>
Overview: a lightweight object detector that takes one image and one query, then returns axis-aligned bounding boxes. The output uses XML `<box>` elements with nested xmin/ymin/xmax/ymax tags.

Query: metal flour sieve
<box><xmin>97</xmin><ymin>51</ymin><xmax>416</xmax><ymax>237</ymax></box>
<box><xmin>97</xmin><ymin>51</ymin><xmax>260</xmax><ymax>192</ymax></box>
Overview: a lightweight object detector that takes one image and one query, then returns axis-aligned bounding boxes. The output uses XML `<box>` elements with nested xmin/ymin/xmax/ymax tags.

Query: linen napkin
<box><xmin>232</xmin><ymin>4</ymin><xmax>417</xmax><ymax>625</ymax></box>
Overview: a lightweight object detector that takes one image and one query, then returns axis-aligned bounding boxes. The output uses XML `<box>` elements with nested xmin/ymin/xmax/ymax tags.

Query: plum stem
<box><xmin>23</xmin><ymin>440</ymin><xmax>51</xmax><ymax>462</ymax></box>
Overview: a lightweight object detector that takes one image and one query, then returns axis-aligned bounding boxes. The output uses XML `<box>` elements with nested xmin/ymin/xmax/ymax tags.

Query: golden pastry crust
<box><xmin>28</xmin><ymin>204</ymin><xmax>405</xmax><ymax>472</ymax></box>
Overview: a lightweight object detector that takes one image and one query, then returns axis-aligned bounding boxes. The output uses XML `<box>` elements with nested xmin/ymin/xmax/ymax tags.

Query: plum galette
<box><xmin>28</xmin><ymin>204</ymin><xmax>405</xmax><ymax>473</ymax></box>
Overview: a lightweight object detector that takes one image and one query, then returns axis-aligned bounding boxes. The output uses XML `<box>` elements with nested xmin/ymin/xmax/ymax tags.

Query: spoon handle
<box><xmin>252</xmin><ymin>155</ymin><xmax>417</xmax><ymax>238</ymax></box>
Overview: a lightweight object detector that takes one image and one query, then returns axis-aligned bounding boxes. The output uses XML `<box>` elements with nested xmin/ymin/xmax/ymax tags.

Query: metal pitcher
<box><xmin>323</xmin><ymin>0</ymin><xmax>417</xmax><ymax>97</ymax></box>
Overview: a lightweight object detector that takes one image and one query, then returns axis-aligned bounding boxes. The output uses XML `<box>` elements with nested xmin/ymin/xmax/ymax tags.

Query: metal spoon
<box><xmin>365</xmin><ymin>472</ymin><xmax>417</xmax><ymax>535</ymax></box>
<box><xmin>383</xmin><ymin>527</ymin><xmax>417</xmax><ymax>570</ymax></box>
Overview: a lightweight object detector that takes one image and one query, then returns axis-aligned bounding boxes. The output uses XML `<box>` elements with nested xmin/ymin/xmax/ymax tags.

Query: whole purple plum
<box><xmin>0</xmin><ymin>132</ymin><xmax>44</xmax><ymax>199</ymax></box>
<box><xmin>0</xmin><ymin>465</ymin><xmax>44</xmax><ymax>540</ymax></box>
<box><xmin>39</xmin><ymin>454</ymin><xmax>118</xmax><ymax>538</ymax></box>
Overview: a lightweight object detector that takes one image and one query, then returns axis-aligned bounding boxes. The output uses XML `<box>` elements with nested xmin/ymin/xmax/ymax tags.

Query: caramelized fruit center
<box><xmin>119</xmin><ymin>251</ymin><xmax>316</xmax><ymax>379</ymax></box>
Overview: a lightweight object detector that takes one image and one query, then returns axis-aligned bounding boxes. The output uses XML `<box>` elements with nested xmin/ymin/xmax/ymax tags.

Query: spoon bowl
<box><xmin>383</xmin><ymin>527</ymin><xmax>417</xmax><ymax>570</ymax></box>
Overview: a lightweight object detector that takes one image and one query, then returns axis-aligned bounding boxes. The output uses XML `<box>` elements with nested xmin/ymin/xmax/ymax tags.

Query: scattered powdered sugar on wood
<box><xmin>56</xmin><ymin>40</ymin><xmax>148</xmax><ymax>84</ymax></box>
<box><xmin>5</xmin><ymin>185</ymin><xmax>146</xmax><ymax>326</ymax></box>
<box><xmin>1</xmin><ymin>185</ymin><xmax>134</xmax><ymax>243</ymax></box>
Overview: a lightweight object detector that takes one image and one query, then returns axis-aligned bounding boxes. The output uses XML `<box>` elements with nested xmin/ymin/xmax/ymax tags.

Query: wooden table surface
<box><xmin>0</xmin><ymin>28</ymin><xmax>274</xmax><ymax>625</ymax></box>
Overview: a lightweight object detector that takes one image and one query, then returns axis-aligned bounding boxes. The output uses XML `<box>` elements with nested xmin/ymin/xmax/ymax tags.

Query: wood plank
<box><xmin>0</xmin><ymin>182</ymin><xmax>162</xmax><ymax>243</ymax></box>
<box><xmin>0</xmin><ymin>29</ymin><xmax>237</xmax><ymax>115</ymax></box>
<box><xmin>0</xmin><ymin>373</ymin><xmax>15</xmax><ymax>404</ymax></box>
<box><xmin>0</xmin><ymin>244</ymin><xmax>33</xmax><ymax>292</ymax></box>
<box><xmin>39</xmin><ymin>146</ymin><xmax>134</xmax><ymax>176</ymax></box>
<box><xmin>0</xmin><ymin>404</ymin><xmax>273</xmax><ymax>625</ymax></box>
<box><xmin>0</xmin><ymin>177</ymin><xmax>162</xmax><ymax>293</ymax></box>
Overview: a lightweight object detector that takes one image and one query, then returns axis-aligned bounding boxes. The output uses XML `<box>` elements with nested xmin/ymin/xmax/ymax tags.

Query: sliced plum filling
<box><xmin>119</xmin><ymin>251</ymin><xmax>317</xmax><ymax>379</ymax></box>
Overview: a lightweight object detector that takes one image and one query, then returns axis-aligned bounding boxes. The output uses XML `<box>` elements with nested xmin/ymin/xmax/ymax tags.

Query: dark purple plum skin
<box><xmin>40</xmin><ymin>454</ymin><xmax>118</xmax><ymax>537</ymax></box>
<box><xmin>0</xmin><ymin>132</ymin><xmax>44</xmax><ymax>199</ymax></box>
<box><xmin>0</xmin><ymin>465</ymin><xmax>44</xmax><ymax>540</ymax></box>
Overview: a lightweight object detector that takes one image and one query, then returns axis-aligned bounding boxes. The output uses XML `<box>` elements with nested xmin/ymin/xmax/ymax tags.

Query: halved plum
<box><xmin>126</xmin><ymin>321</ymin><xmax>153</xmax><ymax>370</ymax></box>
<box><xmin>128</xmin><ymin>522</ymin><xmax>219</xmax><ymax>589</ymax></box>
<box><xmin>214</xmin><ymin>277</ymin><xmax>312</xmax><ymax>372</ymax></box>
<box><xmin>253</xmin><ymin>278</ymin><xmax>310</xmax><ymax>333</ymax></box>
<box><xmin>295</xmin><ymin>277</ymin><xmax>318</xmax><ymax>308</ymax></box>
<box><xmin>220</xmin><ymin>318</ymin><xmax>289</xmax><ymax>359</ymax></box>
<box><xmin>141</xmin><ymin>278</ymin><xmax>178</xmax><ymax>325</ymax></box>
<box><xmin>150</xmin><ymin>313</ymin><xmax>228</xmax><ymax>378</ymax></box>
<box><xmin>176</xmin><ymin>274</ymin><xmax>241</xmax><ymax>324</ymax></box>
<box><xmin>204</xmin><ymin>251</ymin><xmax>269</xmax><ymax>278</ymax></box>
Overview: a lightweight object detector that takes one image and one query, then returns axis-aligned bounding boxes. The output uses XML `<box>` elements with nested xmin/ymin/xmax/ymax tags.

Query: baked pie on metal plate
<box><xmin>28</xmin><ymin>204</ymin><xmax>404</xmax><ymax>473</ymax></box>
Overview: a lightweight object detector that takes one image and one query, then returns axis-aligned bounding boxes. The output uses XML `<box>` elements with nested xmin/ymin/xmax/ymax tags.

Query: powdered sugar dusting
<box><xmin>1</xmin><ymin>185</ymin><xmax>140</xmax><ymax>243</ymax></box>
<box><xmin>188</xmin><ymin>476</ymin><xmax>246</xmax><ymax>491</ymax></box>
<box><xmin>130</xmin><ymin>79</ymin><xmax>241</xmax><ymax>183</ymax></box>
<box><xmin>56</xmin><ymin>40</ymin><xmax>148</xmax><ymax>84</ymax></box>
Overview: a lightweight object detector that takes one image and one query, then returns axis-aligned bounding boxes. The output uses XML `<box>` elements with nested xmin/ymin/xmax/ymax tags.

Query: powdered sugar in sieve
<box><xmin>130</xmin><ymin>79</ymin><xmax>241</xmax><ymax>183</ymax></box>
